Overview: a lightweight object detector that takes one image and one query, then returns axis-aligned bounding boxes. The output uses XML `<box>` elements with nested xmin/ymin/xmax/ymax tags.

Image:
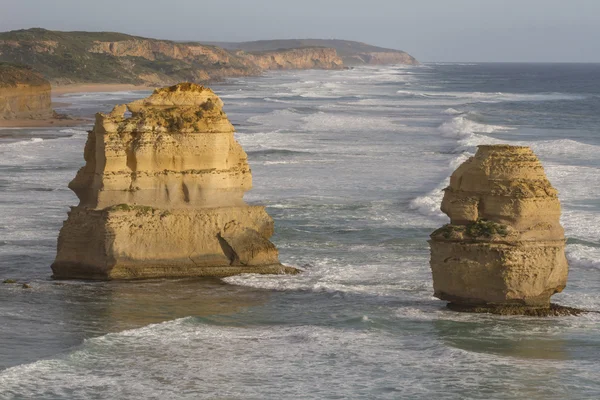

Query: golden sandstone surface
<box><xmin>429</xmin><ymin>145</ymin><xmax>572</xmax><ymax>314</ymax></box>
<box><xmin>52</xmin><ymin>83</ymin><xmax>297</xmax><ymax>279</ymax></box>
<box><xmin>0</xmin><ymin>63</ymin><xmax>52</xmax><ymax>120</ymax></box>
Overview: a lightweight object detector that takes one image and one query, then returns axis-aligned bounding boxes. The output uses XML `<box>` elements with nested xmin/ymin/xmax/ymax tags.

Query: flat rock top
<box><xmin>449</xmin><ymin>144</ymin><xmax>555</xmax><ymax>192</ymax></box>
<box><xmin>128</xmin><ymin>83</ymin><xmax>224</xmax><ymax>110</ymax></box>
<box><xmin>0</xmin><ymin>62</ymin><xmax>49</xmax><ymax>88</ymax></box>
<box><xmin>99</xmin><ymin>82</ymin><xmax>234</xmax><ymax>133</ymax></box>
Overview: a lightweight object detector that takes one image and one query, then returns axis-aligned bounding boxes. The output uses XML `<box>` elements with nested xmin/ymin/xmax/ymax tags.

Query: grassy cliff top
<box><xmin>204</xmin><ymin>39</ymin><xmax>418</xmax><ymax>66</ymax></box>
<box><xmin>0</xmin><ymin>28</ymin><xmax>251</xmax><ymax>85</ymax></box>
<box><xmin>0</xmin><ymin>62</ymin><xmax>49</xmax><ymax>88</ymax></box>
<box><xmin>205</xmin><ymin>39</ymin><xmax>407</xmax><ymax>56</ymax></box>
<box><xmin>0</xmin><ymin>28</ymin><xmax>418</xmax><ymax>85</ymax></box>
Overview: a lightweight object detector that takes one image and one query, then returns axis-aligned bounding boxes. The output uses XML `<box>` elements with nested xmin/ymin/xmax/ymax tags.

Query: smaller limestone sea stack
<box><xmin>52</xmin><ymin>82</ymin><xmax>297</xmax><ymax>280</ymax></box>
<box><xmin>429</xmin><ymin>145</ymin><xmax>581</xmax><ymax>316</ymax></box>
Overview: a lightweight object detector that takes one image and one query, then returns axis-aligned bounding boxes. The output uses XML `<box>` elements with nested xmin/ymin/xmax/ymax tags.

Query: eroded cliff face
<box><xmin>89</xmin><ymin>39</ymin><xmax>261</xmax><ymax>82</ymax></box>
<box><xmin>354</xmin><ymin>51</ymin><xmax>418</xmax><ymax>66</ymax></box>
<box><xmin>429</xmin><ymin>145</ymin><xmax>569</xmax><ymax>312</ymax></box>
<box><xmin>0</xmin><ymin>63</ymin><xmax>52</xmax><ymax>120</ymax></box>
<box><xmin>52</xmin><ymin>82</ymin><xmax>296</xmax><ymax>280</ymax></box>
<box><xmin>236</xmin><ymin>48</ymin><xmax>344</xmax><ymax>70</ymax></box>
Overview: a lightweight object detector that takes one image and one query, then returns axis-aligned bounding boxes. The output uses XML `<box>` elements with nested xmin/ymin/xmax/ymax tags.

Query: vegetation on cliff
<box><xmin>209</xmin><ymin>39</ymin><xmax>419</xmax><ymax>66</ymax></box>
<box><xmin>0</xmin><ymin>62</ymin><xmax>49</xmax><ymax>87</ymax></box>
<box><xmin>0</xmin><ymin>61</ymin><xmax>53</xmax><ymax>120</ymax></box>
<box><xmin>0</xmin><ymin>29</ymin><xmax>418</xmax><ymax>85</ymax></box>
<box><xmin>0</xmin><ymin>28</ymin><xmax>260</xmax><ymax>85</ymax></box>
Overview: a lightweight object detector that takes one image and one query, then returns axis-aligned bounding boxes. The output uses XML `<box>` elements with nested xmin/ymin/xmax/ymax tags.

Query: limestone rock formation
<box><xmin>1</xmin><ymin>29</ymin><xmax>420</xmax><ymax>86</ymax></box>
<box><xmin>214</xmin><ymin>39</ymin><xmax>419</xmax><ymax>66</ymax></box>
<box><xmin>347</xmin><ymin>51</ymin><xmax>418</xmax><ymax>66</ymax></box>
<box><xmin>0</xmin><ymin>63</ymin><xmax>52</xmax><ymax>120</ymax></box>
<box><xmin>235</xmin><ymin>48</ymin><xmax>344</xmax><ymax>70</ymax></box>
<box><xmin>429</xmin><ymin>145</ymin><xmax>569</xmax><ymax>312</ymax></box>
<box><xmin>52</xmin><ymin>82</ymin><xmax>296</xmax><ymax>280</ymax></box>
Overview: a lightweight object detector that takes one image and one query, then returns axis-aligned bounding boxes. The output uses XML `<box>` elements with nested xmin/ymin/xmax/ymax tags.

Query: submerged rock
<box><xmin>52</xmin><ymin>83</ymin><xmax>297</xmax><ymax>280</ymax></box>
<box><xmin>429</xmin><ymin>145</ymin><xmax>576</xmax><ymax>314</ymax></box>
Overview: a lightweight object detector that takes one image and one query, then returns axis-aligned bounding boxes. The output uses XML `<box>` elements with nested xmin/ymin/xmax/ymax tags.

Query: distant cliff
<box><xmin>0</xmin><ymin>29</ymin><xmax>347</xmax><ymax>86</ymax></box>
<box><xmin>0</xmin><ymin>62</ymin><xmax>52</xmax><ymax>120</ymax></box>
<box><xmin>0</xmin><ymin>29</ymin><xmax>262</xmax><ymax>85</ymax></box>
<box><xmin>235</xmin><ymin>48</ymin><xmax>343</xmax><ymax>70</ymax></box>
<box><xmin>0</xmin><ymin>29</ymin><xmax>418</xmax><ymax>86</ymax></box>
<box><xmin>209</xmin><ymin>39</ymin><xmax>419</xmax><ymax>66</ymax></box>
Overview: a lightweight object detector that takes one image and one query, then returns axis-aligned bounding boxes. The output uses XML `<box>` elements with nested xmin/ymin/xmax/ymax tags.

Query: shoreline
<box><xmin>52</xmin><ymin>83</ymin><xmax>155</xmax><ymax>95</ymax></box>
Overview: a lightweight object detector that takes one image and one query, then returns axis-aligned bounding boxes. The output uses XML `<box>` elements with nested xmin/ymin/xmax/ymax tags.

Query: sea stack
<box><xmin>429</xmin><ymin>145</ymin><xmax>574</xmax><ymax>315</ymax></box>
<box><xmin>52</xmin><ymin>83</ymin><xmax>296</xmax><ymax>279</ymax></box>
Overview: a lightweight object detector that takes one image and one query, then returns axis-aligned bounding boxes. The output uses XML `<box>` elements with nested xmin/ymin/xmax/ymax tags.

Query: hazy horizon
<box><xmin>1</xmin><ymin>0</ymin><xmax>599</xmax><ymax>63</ymax></box>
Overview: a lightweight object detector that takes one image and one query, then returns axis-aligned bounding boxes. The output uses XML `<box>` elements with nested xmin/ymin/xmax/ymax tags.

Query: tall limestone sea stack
<box><xmin>52</xmin><ymin>83</ymin><xmax>297</xmax><ymax>279</ymax></box>
<box><xmin>429</xmin><ymin>145</ymin><xmax>581</xmax><ymax>316</ymax></box>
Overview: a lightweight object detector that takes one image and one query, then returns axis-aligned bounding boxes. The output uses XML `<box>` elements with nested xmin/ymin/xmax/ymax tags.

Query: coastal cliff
<box><xmin>212</xmin><ymin>39</ymin><xmax>419</xmax><ymax>66</ymax></box>
<box><xmin>429</xmin><ymin>145</ymin><xmax>573</xmax><ymax>315</ymax></box>
<box><xmin>235</xmin><ymin>48</ymin><xmax>343</xmax><ymax>70</ymax></box>
<box><xmin>344</xmin><ymin>51</ymin><xmax>418</xmax><ymax>66</ymax></box>
<box><xmin>0</xmin><ymin>63</ymin><xmax>52</xmax><ymax>120</ymax></box>
<box><xmin>0</xmin><ymin>29</ymin><xmax>260</xmax><ymax>85</ymax></box>
<box><xmin>52</xmin><ymin>83</ymin><xmax>296</xmax><ymax>280</ymax></box>
<box><xmin>0</xmin><ymin>29</ymin><xmax>418</xmax><ymax>86</ymax></box>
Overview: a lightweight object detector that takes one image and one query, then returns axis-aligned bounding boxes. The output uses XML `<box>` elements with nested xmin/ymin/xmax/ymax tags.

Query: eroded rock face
<box><xmin>236</xmin><ymin>48</ymin><xmax>344</xmax><ymax>70</ymax></box>
<box><xmin>429</xmin><ymin>145</ymin><xmax>568</xmax><ymax>310</ymax></box>
<box><xmin>345</xmin><ymin>51</ymin><xmax>419</xmax><ymax>66</ymax></box>
<box><xmin>0</xmin><ymin>63</ymin><xmax>52</xmax><ymax>120</ymax></box>
<box><xmin>52</xmin><ymin>83</ymin><xmax>296</xmax><ymax>279</ymax></box>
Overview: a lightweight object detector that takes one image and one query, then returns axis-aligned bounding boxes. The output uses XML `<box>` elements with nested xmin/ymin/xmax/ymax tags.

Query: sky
<box><xmin>1</xmin><ymin>0</ymin><xmax>599</xmax><ymax>62</ymax></box>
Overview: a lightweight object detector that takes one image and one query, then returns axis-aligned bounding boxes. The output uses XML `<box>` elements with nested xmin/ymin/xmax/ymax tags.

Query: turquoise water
<box><xmin>1</xmin><ymin>63</ymin><xmax>599</xmax><ymax>399</ymax></box>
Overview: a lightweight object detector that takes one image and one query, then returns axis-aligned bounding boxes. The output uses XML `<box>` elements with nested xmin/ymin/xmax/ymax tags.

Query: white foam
<box><xmin>530</xmin><ymin>139</ymin><xmax>600</xmax><ymax>162</ymax></box>
<box><xmin>0</xmin><ymin>137</ymin><xmax>44</xmax><ymax>148</ymax></box>
<box><xmin>443</xmin><ymin>108</ymin><xmax>464</xmax><ymax>115</ymax></box>
<box><xmin>302</xmin><ymin>111</ymin><xmax>404</xmax><ymax>132</ymax></box>
<box><xmin>408</xmin><ymin>153</ymin><xmax>471</xmax><ymax>221</ymax></box>
<box><xmin>2</xmin><ymin>309</ymin><xmax>597</xmax><ymax>399</ymax></box>
<box><xmin>439</xmin><ymin>115</ymin><xmax>514</xmax><ymax>139</ymax></box>
<box><xmin>246</xmin><ymin>108</ymin><xmax>304</xmax><ymax>129</ymax></box>
<box><xmin>397</xmin><ymin>90</ymin><xmax>586</xmax><ymax>103</ymax></box>
<box><xmin>566</xmin><ymin>244</ymin><xmax>600</xmax><ymax>270</ymax></box>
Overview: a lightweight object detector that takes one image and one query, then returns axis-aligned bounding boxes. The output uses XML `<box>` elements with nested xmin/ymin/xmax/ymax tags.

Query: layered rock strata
<box><xmin>429</xmin><ymin>145</ymin><xmax>570</xmax><ymax>313</ymax></box>
<box><xmin>235</xmin><ymin>48</ymin><xmax>344</xmax><ymax>70</ymax></box>
<box><xmin>0</xmin><ymin>63</ymin><xmax>52</xmax><ymax>120</ymax></box>
<box><xmin>52</xmin><ymin>83</ymin><xmax>296</xmax><ymax>280</ymax></box>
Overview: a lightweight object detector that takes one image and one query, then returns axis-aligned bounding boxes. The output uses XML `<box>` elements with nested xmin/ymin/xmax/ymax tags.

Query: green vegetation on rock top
<box><xmin>434</xmin><ymin>219</ymin><xmax>509</xmax><ymax>240</ymax></box>
<box><xmin>0</xmin><ymin>62</ymin><xmax>49</xmax><ymax>88</ymax></box>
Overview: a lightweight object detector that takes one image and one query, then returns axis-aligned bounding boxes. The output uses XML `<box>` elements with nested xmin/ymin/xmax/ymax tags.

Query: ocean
<box><xmin>1</xmin><ymin>63</ymin><xmax>599</xmax><ymax>399</ymax></box>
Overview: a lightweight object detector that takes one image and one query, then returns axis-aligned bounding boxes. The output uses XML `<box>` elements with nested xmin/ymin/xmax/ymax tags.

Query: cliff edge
<box><xmin>52</xmin><ymin>82</ymin><xmax>297</xmax><ymax>280</ymax></box>
<box><xmin>0</xmin><ymin>29</ymin><xmax>358</xmax><ymax>86</ymax></box>
<box><xmin>235</xmin><ymin>47</ymin><xmax>343</xmax><ymax>70</ymax></box>
<box><xmin>0</xmin><ymin>62</ymin><xmax>52</xmax><ymax>120</ymax></box>
<box><xmin>212</xmin><ymin>39</ymin><xmax>419</xmax><ymax>66</ymax></box>
<box><xmin>0</xmin><ymin>29</ymin><xmax>418</xmax><ymax>86</ymax></box>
